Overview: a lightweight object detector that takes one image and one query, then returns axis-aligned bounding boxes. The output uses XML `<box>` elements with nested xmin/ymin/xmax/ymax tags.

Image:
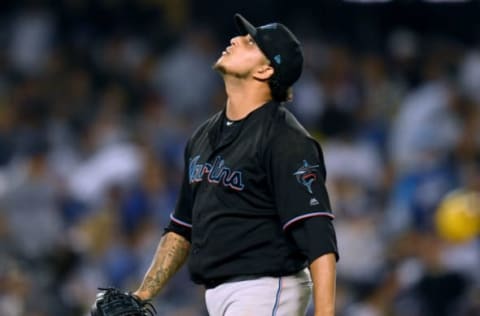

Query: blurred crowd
<box><xmin>0</xmin><ymin>1</ymin><xmax>479</xmax><ymax>316</ymax></box>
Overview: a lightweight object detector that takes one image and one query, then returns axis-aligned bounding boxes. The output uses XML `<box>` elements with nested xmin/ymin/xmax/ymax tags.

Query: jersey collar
<box><xmin>208</xmin><ymin>101</ymin><xmax>278</xmax><ymax>149</ymax></box>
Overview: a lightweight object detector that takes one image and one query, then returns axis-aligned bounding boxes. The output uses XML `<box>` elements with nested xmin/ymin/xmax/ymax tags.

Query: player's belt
<box><xmin>204</xmin><ymin>274</ymin><xmax>262</xmax><ymax>289</ymax></box>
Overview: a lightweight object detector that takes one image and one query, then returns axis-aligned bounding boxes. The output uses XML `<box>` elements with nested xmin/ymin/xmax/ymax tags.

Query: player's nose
<box><xmin>230</xmin><ymin>37</ymin><xmax>239</xmax><ymax>46</ymax></box>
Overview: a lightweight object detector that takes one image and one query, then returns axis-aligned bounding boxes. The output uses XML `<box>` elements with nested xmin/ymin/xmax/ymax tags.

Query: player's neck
<box><xmin>224</xmin><ymin>79</ymin><xmax>271</xmax><ymax>120</ymax></box>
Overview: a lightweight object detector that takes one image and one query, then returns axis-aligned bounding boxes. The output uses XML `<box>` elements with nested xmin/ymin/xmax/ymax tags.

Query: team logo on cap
<box><xmin>293</xmin><ymin>160</ymin><xmax>319</xmax><ymax>194</ymax></box>
<box><xmin>273</xmin><ymin>54</ymin><xmax>282</xmax><ymax>64</ymax></box>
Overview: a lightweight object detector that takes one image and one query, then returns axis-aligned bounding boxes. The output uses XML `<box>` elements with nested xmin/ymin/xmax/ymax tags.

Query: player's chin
<box><xmin>212</xmin><ymin>59</ymin><xmax>227</xmax><ymax>74</ymax></box>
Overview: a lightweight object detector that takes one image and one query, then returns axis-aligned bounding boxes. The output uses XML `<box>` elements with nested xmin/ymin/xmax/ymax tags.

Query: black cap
<box><xmin>234</xmin><ymin>13</ymin><xmax>303</xmax><ymax>87</ymax></box>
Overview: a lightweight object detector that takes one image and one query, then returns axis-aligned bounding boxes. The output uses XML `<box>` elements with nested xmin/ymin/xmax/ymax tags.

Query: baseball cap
<box><xmin>234</xmin><ymin>13</ymin><xmax>304</xmax><ymax>87</ymax></box>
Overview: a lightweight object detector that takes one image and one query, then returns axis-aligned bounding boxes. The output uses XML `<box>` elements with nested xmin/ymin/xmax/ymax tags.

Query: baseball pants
<box><xmin>205</xmin><ymin>268</ymin><xmax>312</xmax><ymax>316</ymax></box>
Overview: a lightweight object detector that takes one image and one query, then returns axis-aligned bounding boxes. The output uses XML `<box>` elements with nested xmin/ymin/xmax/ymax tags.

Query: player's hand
<box><xmin>132</xmin><ymin>289</ymin><xmax>152</xmax><ymax>302</ymax></box>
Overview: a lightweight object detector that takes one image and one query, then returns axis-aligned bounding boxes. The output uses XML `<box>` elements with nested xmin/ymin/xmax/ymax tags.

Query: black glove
<box><xmin>91</xmin><ymin>287</ymin><xmax>156</xmax><ymax>316</ymax></box>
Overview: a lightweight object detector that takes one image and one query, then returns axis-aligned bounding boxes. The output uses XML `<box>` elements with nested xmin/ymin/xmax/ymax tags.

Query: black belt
<box><xmin>204</xmin><ymin>274</ymin><xmax>263</xmax><ymax>289</ymax></box>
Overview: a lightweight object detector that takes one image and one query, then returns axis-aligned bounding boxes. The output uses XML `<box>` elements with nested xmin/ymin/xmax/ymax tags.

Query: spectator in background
<box><xmin>151</xmin><ymin>27</ymin><xmax>221</xmax><ymax>122</ymax></box>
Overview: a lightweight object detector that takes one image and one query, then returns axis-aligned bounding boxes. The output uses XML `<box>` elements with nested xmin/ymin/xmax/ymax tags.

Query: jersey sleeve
<box><xmin>290</xmin><ymin>216</ymin><xmax>339</xmax><ymax>263</ymax></box>
<box><xmin>267</xmin><ymin>132</ymin><xmax>334</xmax><ymax>231</ymax></box>
<box><xmin>166</xmin><ymin>140</ymin><xmax>193</xmax><ymax>240</ymax></box>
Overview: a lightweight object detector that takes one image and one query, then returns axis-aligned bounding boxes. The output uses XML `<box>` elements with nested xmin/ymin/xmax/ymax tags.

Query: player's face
<box><xmin>214</xmin><ymin>35</ymin><xmax>270</xmax><ymax>79</ymax></box>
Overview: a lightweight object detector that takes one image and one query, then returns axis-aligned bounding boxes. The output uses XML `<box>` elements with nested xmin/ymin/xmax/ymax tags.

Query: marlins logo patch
<box><xmin>293</xmin><ymin>160</ymin><xmax>319</xmax><ymax>194</ymax></box>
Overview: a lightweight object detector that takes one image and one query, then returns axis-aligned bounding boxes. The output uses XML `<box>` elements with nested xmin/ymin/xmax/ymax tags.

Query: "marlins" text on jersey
<box><xmin>189</xmin><ymin>155</ymin><xmax>245</xmax><ymax>191</ymax></box>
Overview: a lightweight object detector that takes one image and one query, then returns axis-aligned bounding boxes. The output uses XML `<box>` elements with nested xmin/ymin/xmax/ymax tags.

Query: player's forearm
<box><xmin>134</xmin><ymin>231</ymin><xmax>191</xmax><ymax>300</ymax></box>
<box><xmin>309</xmin><ymin>253</ymin><xmax>337</xmax><ymax>316</ymax></box>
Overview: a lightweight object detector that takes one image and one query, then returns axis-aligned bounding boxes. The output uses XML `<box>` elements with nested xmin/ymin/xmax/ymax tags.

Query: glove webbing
<box><xmin>98</xmin><ymin>287</ymin><xmax>157</xmax><ymax>316</ymax></box>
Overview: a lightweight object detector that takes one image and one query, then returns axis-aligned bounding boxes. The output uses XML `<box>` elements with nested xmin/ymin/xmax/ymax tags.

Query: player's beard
<box><xmin>212</xmin><ymin>61</ymin><xmax>250</xmax><ymax>79</ymax></box>
<box><xmin>212</xmin><ymin>60</ymin><xmax>227</xmax><ymax>75</ymax></box>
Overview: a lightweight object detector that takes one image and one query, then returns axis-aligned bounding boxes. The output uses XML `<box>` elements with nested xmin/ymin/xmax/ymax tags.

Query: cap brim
<box><xmin>234</xmin><ymin>14</ymin><xmax>257</xmax><ymax>38</ymax></box>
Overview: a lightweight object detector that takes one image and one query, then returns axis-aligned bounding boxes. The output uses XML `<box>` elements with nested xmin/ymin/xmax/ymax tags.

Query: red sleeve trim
<box><xmin>170</xmin><ymin>213</ymin><xmax>192</xmax><ymax>228</ymax></box>
<box><xmin>282</xmin><ymin>212</ymin><xmax>334</xmax><ymax>230</ymax></box>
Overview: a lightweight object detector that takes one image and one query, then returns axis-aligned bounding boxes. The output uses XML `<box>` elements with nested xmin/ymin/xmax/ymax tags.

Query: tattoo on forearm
<box><xmin>138</xmin><ymin>232</ymin><xmax>190</xmax><ymax>297</ymax></box>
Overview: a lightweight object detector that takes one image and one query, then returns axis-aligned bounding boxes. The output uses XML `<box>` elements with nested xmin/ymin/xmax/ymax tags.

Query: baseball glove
<box><xmin>91</xmin><ymin>287</ymin><xmax>156</xmax><ymax>316</ymax></box>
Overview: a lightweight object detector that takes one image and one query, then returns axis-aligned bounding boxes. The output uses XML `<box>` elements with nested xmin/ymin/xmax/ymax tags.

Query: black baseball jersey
<box><xmin>168</xmin><ymin>101</ymin><xmax>335</xmax><ymax>285</ymax></box>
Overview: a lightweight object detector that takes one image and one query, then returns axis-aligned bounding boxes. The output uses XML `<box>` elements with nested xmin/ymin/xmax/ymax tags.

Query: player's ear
<box><xmin>253</xmin><ymin>65</ymin><xmax>274</xmax><ymax>81</ymax></box>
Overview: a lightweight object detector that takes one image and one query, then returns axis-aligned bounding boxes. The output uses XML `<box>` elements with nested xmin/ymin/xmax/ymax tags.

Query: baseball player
<box><xmin>133</xmin><ymin>14</ymin><xmax>339</xmax><ymax>316</ymax></box>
